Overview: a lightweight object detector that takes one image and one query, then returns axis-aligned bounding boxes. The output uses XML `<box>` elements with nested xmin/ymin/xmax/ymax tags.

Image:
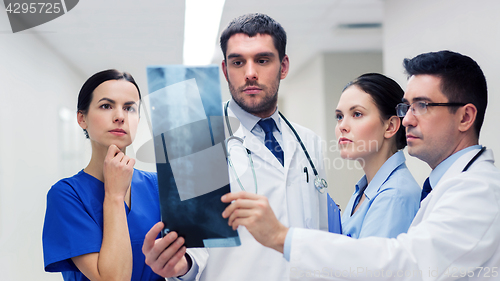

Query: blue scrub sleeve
<box><xmin>43</xmin><ymin>181</ymin><xmax>103</xmax><ymax>272</ymax></box>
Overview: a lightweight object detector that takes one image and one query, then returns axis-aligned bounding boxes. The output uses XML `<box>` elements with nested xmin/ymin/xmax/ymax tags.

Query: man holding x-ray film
<box><xmin>142</xmin><ymin>13</ymin><xmax>337</xmax><ymax>280</ymax></box>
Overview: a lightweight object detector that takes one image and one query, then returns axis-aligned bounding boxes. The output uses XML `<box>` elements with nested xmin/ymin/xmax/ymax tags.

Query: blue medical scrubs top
<box><xmin>42</xmin><ymin>169</ymin><xmax>164</xmax><ymax>281</ymax></box>
<box><xmin>341</xmin><ymin>151</ymin><xmax>421</xmax><ymax>239</ymax></box>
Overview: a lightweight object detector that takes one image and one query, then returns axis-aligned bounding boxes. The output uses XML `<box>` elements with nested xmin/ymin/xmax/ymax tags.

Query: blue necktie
<box><xmin>421</xmin><ymin>177</ymin><xmax>432</xmax><ymax>201</ymax></box>
<box><xmin>258</xmin><ymin>119</ymin><xmax>284</xmax><ymax>166</ymax></box>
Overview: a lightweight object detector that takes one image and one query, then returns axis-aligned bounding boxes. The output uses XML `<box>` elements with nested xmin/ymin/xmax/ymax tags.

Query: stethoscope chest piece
<box><xmin>314</xmin><ymin>176</ymin><xmax>328</xmax><ymax>193</ymax></box>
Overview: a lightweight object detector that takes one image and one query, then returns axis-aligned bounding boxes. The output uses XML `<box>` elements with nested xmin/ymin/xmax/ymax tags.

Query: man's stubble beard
<box><xmin>228</xmin><ymin>70</ymin><xmax>281</xmax><ymax>116</ymax></box>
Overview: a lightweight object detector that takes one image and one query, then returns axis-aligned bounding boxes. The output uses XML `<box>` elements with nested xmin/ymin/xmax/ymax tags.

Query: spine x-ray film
<box><xmin>146</xmin><ymin>65</ymin><xmax>240</xmax><ymax>248</ymax></box>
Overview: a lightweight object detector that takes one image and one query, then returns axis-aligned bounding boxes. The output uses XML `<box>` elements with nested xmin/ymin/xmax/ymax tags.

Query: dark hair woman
<box><xmin>42</xmin><ymin>69</ymin><xmax>165</xmax><ymax>281</ymax></box>
<box><xmin>335</xmin><ymin>73</ymin><xmax>420</xmax><ymax>239</ymax></box>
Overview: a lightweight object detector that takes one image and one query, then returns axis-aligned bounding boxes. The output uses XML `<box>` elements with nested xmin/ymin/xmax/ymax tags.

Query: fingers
<box><xmin>126</xmin><ymin>157</ymin><xmax>136</xmax><ymax>166</ymax></box>
<box><xmin>105</xmin><ymin>145</ymin><xmax>125</xmax><ymax>166</ymax></box>
<box><xmin>105</xmin><ymin>145</ymin><xmax>135</xmax><ymax>169</ymax></box>
<box><xmin>106</xmin><ymin>144</ymin><xmax>121</xmax><ymax>159</ymax></box>
<box><xmin>143</xmin><ymin>225</ymin><xmax>183</xmax><ymax>265</ymax></box>
<box><xmin>222</xmin><ymin>192</ymin><xmax>268</xmax><ymax>217</ymax></box>
<box><xmin>152</xmin><ymin>246</ymin><xmax>188</xmax><ymax>277</ymax></box>
<box><xmin>227</xmin><ymin>209</ymin><xmax>254</xmax><ymax>230</ymax></box>
<box><xmin>143</xmin><ymin>225</ymin><xmax>188</xmax><ymax>277</ymax></box>
<box><xmin>105</xmin><ymin>145</ymin><xmax>126</xmax><ymax>163</ymax></box>
<box><xmin>222</xmin><ymin>194</ymin><xmax>270</xmax><ymax>232</ymax></box>
<box><xmin>221</xmin><ymin>193</ymin><xmax>288</xmax><ymax>253</ymax></box>
<box><xmin>143</xmin><ymin>222</ymin><xmax>163</xmax><ymax>253</ymax></box>
<box><xmin>145</xmin><ymin>232</ymin><xmax>179</xmax><ymax>264</ymax></box>
<box><xmin>222</xmin><ymin>198</ymin><xmax>259</xmax><ymax>219</ymax></box>
<box><xmin>154</xmin><ymin>241</ymin><xmax>187</xmax><ymax>276</ymax></box>
<box><xmin>229</xmin><ymin>217</ymin><xmax>255</xmax><ymax>231</ymax></box>
<box><xmin>221</xmin><ymin>191</ymin><xmax>259</xmax><ymax>203</ymax></box>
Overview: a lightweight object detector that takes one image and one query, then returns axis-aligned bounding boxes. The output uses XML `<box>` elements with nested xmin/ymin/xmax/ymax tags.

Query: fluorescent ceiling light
<box><xmin>183</xmin><ymin>0</ymin><xmax>226</xmax><ymax>65</ymax></box>
<box><xmin>337</xmin><ymin>23</ymin><xmax>382</xmax><ymax>29</ymax></box>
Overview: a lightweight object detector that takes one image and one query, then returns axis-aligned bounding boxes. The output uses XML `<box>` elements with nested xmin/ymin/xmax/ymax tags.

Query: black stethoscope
<box><xmin>224</xmin><ymin>100</ymin><xmax>328</xmax><ymax>193</ymax></box>
<box><xmin>462</xmin><ymin>146</ymin><xmax>486</xmax><ymax>172</ymax></box>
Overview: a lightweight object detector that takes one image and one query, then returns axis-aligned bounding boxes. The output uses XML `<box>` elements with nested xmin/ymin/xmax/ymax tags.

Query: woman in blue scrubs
<box><xmin>42</xmin><ymin>70</ymin><xmax>165</xmax><ymax>280</ymax></box>
<box><xmin>335</xmin><ymin>73</ymin><xmax>420</xmax><ymax>239</ymax></box>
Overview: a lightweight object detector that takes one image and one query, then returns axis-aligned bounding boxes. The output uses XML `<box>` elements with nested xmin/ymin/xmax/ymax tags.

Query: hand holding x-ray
<box><xmin>142</xmin><ymin>222</ymin><xmax>190</xmax><ymax>278</ymax></box>
<box><xmin>221</xmin><ymin>191</ymin><xmax>288</xmax><ymax>254</ymax></box>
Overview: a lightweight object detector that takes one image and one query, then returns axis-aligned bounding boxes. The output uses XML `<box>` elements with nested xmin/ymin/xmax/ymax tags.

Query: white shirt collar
<box><xmin>228</xmin><ymin>98</ymin><xmax>281</xmax><ymax>134</ymax></box>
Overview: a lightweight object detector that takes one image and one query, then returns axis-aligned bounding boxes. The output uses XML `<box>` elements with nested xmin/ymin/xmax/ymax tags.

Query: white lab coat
<box><xmin>196</xmin><ymin>104</ymin><xmax>329</xmax><ymax>281</ymax></box>
<box><xmin>289</xmin><ymin>148</ymin><xmax>500</xmax><ymax>281</ymax></box>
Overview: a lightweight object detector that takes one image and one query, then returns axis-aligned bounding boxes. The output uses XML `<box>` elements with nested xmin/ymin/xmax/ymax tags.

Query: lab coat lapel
<box><xmin>412</xmin><ymin>148</ymin><xmax>492</xmax><ymax>225</ymax></box>
<box><xmin>439</xmin><ymin>148</ymin><xmax>491</xmax><ymax>184</ymax></box>
<box><xmin>281</xmin><ymin>119</ymin><xmax>297</xmax><ymax>175</ymax></box>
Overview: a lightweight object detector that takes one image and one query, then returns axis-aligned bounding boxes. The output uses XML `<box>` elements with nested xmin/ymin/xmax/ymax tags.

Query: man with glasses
<box><xmin>223</xmin><ymin>50</ymin><xmax>500</xmax><ymax>280</ymax></box>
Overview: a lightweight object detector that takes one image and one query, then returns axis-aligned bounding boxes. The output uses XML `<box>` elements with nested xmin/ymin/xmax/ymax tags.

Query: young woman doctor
<box><xmin>336</xmin><ymin>73</ymin><xmax>421</xmax><ymax>239</ymax></box>
<box><xmin>42</xmin><ymin>70</ymin><xmax>185</xmax><ymax>280</ymax></box>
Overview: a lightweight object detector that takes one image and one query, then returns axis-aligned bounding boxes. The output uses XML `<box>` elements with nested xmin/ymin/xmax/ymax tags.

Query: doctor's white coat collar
<box><xmin>428</xmin><ymin>145</ymin><xmax>482</xmax><ymax>188</ymax></box>
<box><xmin>226</xmin><ymin>98</ymin><xmax>295</xmax><ymax>171</ymax></box>
<box><xmin>227</xmin><ymin>98</ymin><xmax>282</xmax><ymax>135</ymax></box>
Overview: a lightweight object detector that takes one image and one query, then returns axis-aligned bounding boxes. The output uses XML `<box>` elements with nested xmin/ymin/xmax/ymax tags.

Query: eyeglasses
<box><xmin>395</xmin><ymin>101</ymin><xmax>467</xmax><ymax>117</ymax></box>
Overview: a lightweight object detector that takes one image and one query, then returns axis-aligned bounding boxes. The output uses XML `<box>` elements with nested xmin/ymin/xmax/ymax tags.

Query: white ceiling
<box><xmin>1</xmin><ymin>0</ymin><xmax>383</xmax><ymax>85</ymax></box>
<box><xmin>216</xmin><ymin>0</ymin><xmax>384</xmax><ymax>78</ymax></box>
